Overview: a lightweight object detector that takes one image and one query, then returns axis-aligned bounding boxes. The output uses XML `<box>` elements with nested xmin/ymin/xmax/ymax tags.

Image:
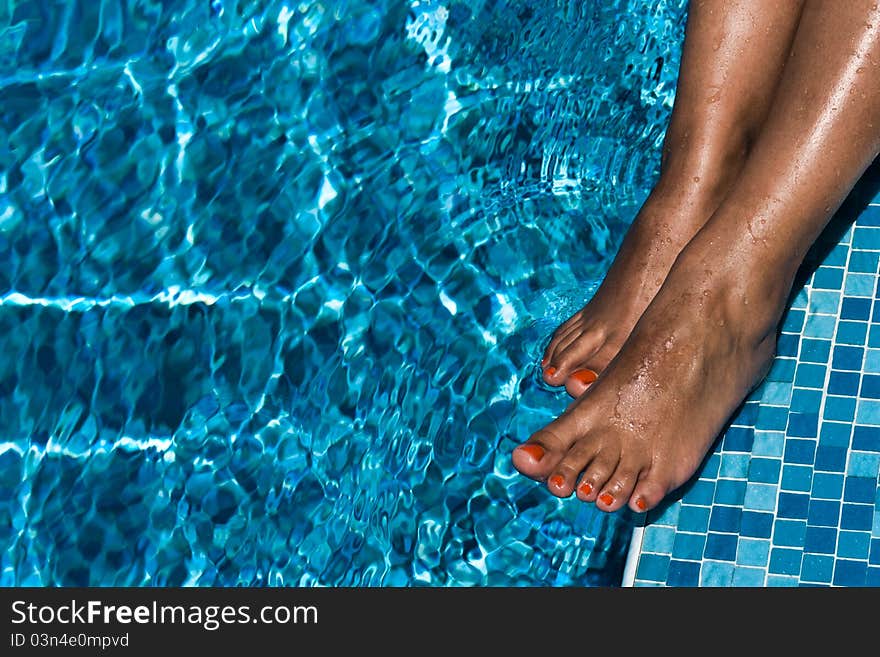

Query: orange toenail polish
<box><xmin>571</xmin><ymin>369</ymin><xmax>598</xmax><ymax>385</ymax></box>
<box><xmin>549</xmin><ymin>475</ymin><xmax>565</xmax><ymax>488</ymax></box>
<box><xmin>636</xmin><ymin>498</ymin><xmax>647</xmax><ymax>511</ymax></box>
<box><xmin>518</xmin><ymin>444</ymin><xmax>545</xmax><ymax>461</ymax></box>
<box><xmin>546</xmin><ymin>367</ymin><xmax>557</xmax><ymax>376</ymax></box>
<box><xmin>599</xmin><ymin>493</ymin><xmax>614</xmax><ymax>506</ymax></box>
<box><xmin>578</xmin><ymin>481</ymin><xmax>593</xmax><ymax>496</ymax></box>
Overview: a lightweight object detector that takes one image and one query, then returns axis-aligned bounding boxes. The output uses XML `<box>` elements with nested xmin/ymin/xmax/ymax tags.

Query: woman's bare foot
<box><xmin>540</xmin><ymin>175</ymin><xmax>732</xmax><ymax>398</ymax></box>
<box><xmin>519</xmin><ymin>231</ymin><xmax>785</xmax><ymax>512</ymax></box>
<box><xmin>540</xmin><ymin>0</ymin><xmax>807</xmax><ymax>397</ymax></box>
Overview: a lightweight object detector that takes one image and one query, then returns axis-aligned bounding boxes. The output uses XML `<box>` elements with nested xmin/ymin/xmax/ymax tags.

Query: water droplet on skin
<box><xmin>693</xmin><ymin>176</ymin><xmax>700</xmax><ymax>183</ymax></box>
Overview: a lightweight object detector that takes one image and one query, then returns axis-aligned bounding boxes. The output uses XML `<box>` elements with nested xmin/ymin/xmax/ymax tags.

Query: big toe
<box><xmin>511</xmin><ymin>428</ymin><xmax>570</xmax><ymax>480</ymax></box>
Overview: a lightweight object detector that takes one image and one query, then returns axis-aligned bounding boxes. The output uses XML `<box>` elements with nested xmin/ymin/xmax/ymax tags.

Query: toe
<box><xmin>575</xmin><ymin>446</ymin><xmax>620</xmax><ymax>504</ymax></box>
<box><xmin>544</xmin><ymin>335</ymin><xmax>603</xmax><ymax>386</ymax></box>
<box><xmin>629</xmin><ymin>475</ymin><xmax>669</xmax><ymax>513</ymax></box>
<box><xmin>511</xmin><ymin>428</ymin><xmax>568</xmax><ymax>480</ymax></box>
<box><xmin>545</xmin><ymin>439</ymin><xmax>598</xmax><ymax>498</ymax></box>
<box><xmin>596</xmin><ymin>459</ymin><xmax>643</xmax><ymax>512</ymax></box>
<box><xmin>564</xmin><ymin>367</ymin><xmax>599</xmax><ymax>398</ymax></box>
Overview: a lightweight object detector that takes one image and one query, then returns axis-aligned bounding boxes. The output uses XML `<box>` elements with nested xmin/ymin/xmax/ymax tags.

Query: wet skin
<box><xmin>514</xmin><ymin>0</ymin><xmax>880</xmax><ymax>512</ymax></box>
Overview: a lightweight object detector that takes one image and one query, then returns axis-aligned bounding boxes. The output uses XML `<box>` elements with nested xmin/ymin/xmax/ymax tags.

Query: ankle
<box><xmin>657</xmin><ymin>126</ymin><xmax>752</xmax><ymax>205</ymax></box>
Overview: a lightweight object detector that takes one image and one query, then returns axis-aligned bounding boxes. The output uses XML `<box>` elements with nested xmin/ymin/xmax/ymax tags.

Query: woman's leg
<box><xmin>517</xmin><ymin>0</ymin><xmax>880</xmax><ymax>512</ymax></box>
<box><xmin>541</xmin><ymin>0</ymin><xmax>806</xmax><ymax>399</ymax></box>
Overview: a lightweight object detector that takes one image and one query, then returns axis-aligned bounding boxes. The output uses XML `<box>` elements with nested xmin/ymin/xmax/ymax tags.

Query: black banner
<box><xmin>0</xmin><ymin>586</ymin><xmax>872</xmax><ymax>651</ymax></box>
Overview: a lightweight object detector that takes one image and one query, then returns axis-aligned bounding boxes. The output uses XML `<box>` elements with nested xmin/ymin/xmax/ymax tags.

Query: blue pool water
<box><xmin>1</xmin><ymin>0</ymin><xmax>687</xmax><ymax>586</ymax></box>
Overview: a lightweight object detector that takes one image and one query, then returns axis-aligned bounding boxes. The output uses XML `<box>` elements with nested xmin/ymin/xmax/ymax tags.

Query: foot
<box><xmin>517</xmin><ymin>234</ymin><xmax>786</xmax><ymax>513</ymax></box>
<box><xmin>541</xmin><ymin>172</ymin><xmax>735</xmax><ymax>398</ymax></box>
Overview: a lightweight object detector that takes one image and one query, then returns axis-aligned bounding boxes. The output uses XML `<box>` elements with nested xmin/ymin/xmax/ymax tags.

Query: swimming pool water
<box><xmin>1</xmin><ymin>0</ymin><xmax>687</xmax><ymax>586</ymax></box>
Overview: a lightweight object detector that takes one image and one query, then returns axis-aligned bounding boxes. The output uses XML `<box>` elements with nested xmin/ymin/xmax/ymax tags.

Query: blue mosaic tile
<box><xmin>733</xmin><ymin>567</ymin><xmax>766</xmax><ymax>587</ymax></box>
<box><xmin>752</xmin><ymin>432</ymin><xmax>785</xmax><ymax>457</ymax></box>
<box><xmin>853</xmin><ymin>227</ymin><xmax>880</xmax><ymax>249</ymax></box>
<box><xmin>794</xmin><ymin>363</ymin><xmax>826</xmax><ymax>389</ymax></box>
<box><xmin>700</xmin><ymin>561</ymin><xmax>735</xmax><ymax>587</ymax></box>
<box><xmin>870</xmin><ymin>538</ymin><xmax>880</xmax><ymax>564</ymax></box>
<box><xmin>756</xmin><ymin>405</ymin><xmax>789</xmax><ymax>430</ymax></box>
<box><xmin>777</xmin><ymin>333</ymin><xmax>800</xmax><ymax>357</ymax></box>
<box><xmin>667</xmin><ymin>560</ymin><xmax>701</xmax><ymax>587</ymax></box>
<box><xmin>845</xmin><ymin>273</ymin><xmax>877</xmax><ymax>296</ymax></box>
<box><xmin>808</xmin><ymin>500</ymin><xmax>841</xmax><ymax>527</ymax></box>
<box><xmin>783</xmin><ymin>438</ymin><xmax>817</xmax><ymax>462</ymax></box>
<box><xmin>801</xmin><ymin>554</ymin><xmax>834</xmax><ymax>583</ymax></box>
<box><xmin>736</xmin><ymin>538</ymin><xmax>770</xmax><ymax>567</ymax></box>
<box><xmin>718</xmin><ymin>453</ymin><xmax>751</xmax><ymax>480</ymax></box>
<box><xmin>708</xmin><ymin>505</ymin><xmax>742</xmax><ymax>533</ymax></box>
<box><xmin>777</xmin><ymin>492</ymin><xmax>810</xmax><ymax>519</ymax></box>
<box><xmin>838</xmin><ymin>531</ymin><xmax>871</xmax><ymax>559</ymax></box>
<box><xmin>862</xmin><ymin>375</ymin><xmax>880</xmax><ymax>399</ymax></box>
<box><xmin>800</xmin><ymin>339</ymin><xmax>832</xmax><ymax>364</ymax></box>
<box><xmin>856</xmin><ymin>400</ymin><xmax>880</xmax><ymax>424</ymax></box>
<box><xmin>672</xmin><ymin>533</ymin><xmax>706</xmax><ymax>561</ymax></box>
<box><xmin>844</xmin><ymin>476</ymin><xmax>877</xmax><ymax>503</ymax></box>
<box><xmin>819</xmin><ymin>421</ymin><xmax>852</xmax><ymax>446</ymax></box>
<box><xmin>791</xmin><ymin>388</ymin><xmax>823</xmax><ymax>412</ymax></box>
<box><xmin>828</xmin><ymin>371</ymin><xmax>860</xmax><ymax>396</ymax></box>
<box><xmin>851</xmin><ymin>426</ymin><xmax>879</xmax><ymax>451</ymax></box>
<box><xmin>870</xmin><ymin>326</ymin><xmax>880</xmax><ymax>348</ymax></box>
<box><xmin>837</xmin><ymin>321</ymin><xmax>868</xmax><ymax>346</ymax></box>
<box><xmin>849</xmin><ymin>251</ymin><xmax>880</xmax><ymax>273</ymax></box>
<box><xmin>848</xmin><ymin>451</ymin><xmax>880</xmax><ymax>477</ymax></box>
<box><xmin>704</xmin><ymin>533</ymin><xmax>737</xmax><ymax>561</ymax></box>
<box><xmin>841</xmin><ymin>503</ymin><xmax>874</xmax><ymax>531</ymax></box>
<box><xmin>833</xmin><ymin>559</ymin><xmax>868</xmax><ymax>586</ymax></box>
<box><xmin>781</xmin><ymin>310</ymin><xmax>806</xmax><ymax>333</ymax></box>
<box><xmin>714</xmin><ymin>479</ymin><xmax>746</xmax><ymax>506</ymax></box>
<box><xmin>724</xmin><ymin>427</ymin><xmax>755</xmax><ymax>452</ymax></box>
<box><xmin>833</xmin><ymin>345</ymin><xmax>865</xmax><ymax>371</ymax></box>
<box><xmin>866</xmin><ymin>567</ymin><xmax>880</xmax><ymax>586</ymax></box>
<box><xmin>815</xmin><ymin>445</ymin><xmax>848</xmax><ymax>472</ymax></box>
<box><xmin>812</xmin><ymin>472</ymin><xmax>844</xmax><ymax>500</ymax></box>
<box><xmin>642</xmin><ymin>526</ymin><xmax>675</xmax><ymax>554</ymax></box>
<box><xmin>683</xmin><ymin>480</ymin><xmax>716</xmax><ymax>506</ymax></box>
<box><xmin>781</xmin><ymin>464</ymin><xmax>813</xmax><ymax>492</ymax></box>
<box><xmin>811</xmin><ymin>291</ymin><xmax>842</xmax><ymax>314</ymax></box>
<box><xmin>824</xmin><ymin>396</ymin><xmax>856</xmax><ymax>422</ymax></box>
<box><xmin>740</xmin><ymin>511</ymin><xmax>774</xmax><ymax>539</ymax></box>
<box><xmin>804</xmin><ymin>526</ymin><xmax>837</xmax><ymax>554</ymax></box>
<box><xmin>812</xmin><ymin>267</ymin><xmax>844</xmax><ymax>290</ymax></box>
<box><xmin>767</xmin><ymin>358</ymin><xmax>797</xmax><ymax>383</ymax></box>
<box><xmin>744</xmin><ymin>483</ymin><xmax>778</xmax><ymax>512</ymax></box>
<box><xmin>773</xmin><ymin>519</ymin><xmax>807</xmax><ymax>547</ymax></box>
<box><xmin>636</xmin><ymin>554</ymin><xmax>671</xmax><ymax>582</ymax></box>
<box><xmin>787</xmin><ymin>415</ymin><xmax>819</xmax><ymax>439</ymax></box>
<box><xmin>841</xmin><ymin>296</ymin><xmax>873</xmax><ymax>320</ymax></box>
<box><xmin>677</xmin><ymin>505</ymin><xmax>710</xmax><ymax>533</ymax></box>
<box><xmin>769</xmin><ymin>548</ymin><xmax>803</xmax><ymax>575</ymax></box>
<box><xmin>748</xmin><ymin>458</ymin><xmax>781</xmax><ymax>484</ymax></box>
<box><xmin>804</xmin><ymin>314</ymin><xmax>836</xmax><ymax>339</ymax></box>
<box><xmin>865</xmin><ymin>349</ymin><xmax>880</xmax><ymax>373</ymax></box>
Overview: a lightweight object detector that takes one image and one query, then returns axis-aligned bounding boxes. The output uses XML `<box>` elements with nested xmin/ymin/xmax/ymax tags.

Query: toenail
<box><xmin>578</xmin><ymin>481</ymin><xmax>593</xmax><ymax>496</ymax></box>
<box><xmin>571</xmin><ymin>369</ymin><xmax>598</xmax><ymax>385</ymax></box>
<box><xmin>599</xmin><ymin>493</ymin><xmax>614</xmax><ymax>506</ymax></box>
<box><xmin>549</xmin><ymin>474</ymin><xmax>565</xmax><ymax>488</ymax></box>
<box><xmin>545</xmin><ymin>367</ymin><xmax>557</xmax><ymax>376</ymax></box>
<box><xmin>518</xmin><ymin>444</ymin><xmax>545</xmax><ymax>461</ymax></box>
<box><xmin>636</xmin><ymin>498</ymin><xmax>647</xmax><ymax>511</ymax></box>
